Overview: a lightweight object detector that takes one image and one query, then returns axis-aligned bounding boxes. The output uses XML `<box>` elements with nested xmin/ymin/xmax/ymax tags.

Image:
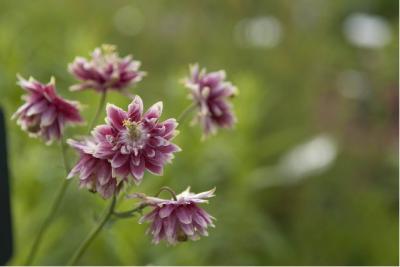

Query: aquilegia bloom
<box><xmin>135</xmin><ymin>187</ymin><xmax>216</xmax><ymax>245</ymax></box>
<box><xmin>67</xmin><ymin>138</ymin><xmax>121</xmax><ymax>198</ymax></box>
<box><xmin>68</xmin><ymin>44</ymin><xmax>145</xmax><ymax>93</ymax></box>
<box><xmin>92</xmin><ymin>95</ymin><xmax>181</xmax><ymax>184</ymax></box>
<box><xmin>12</xmin><ymin>75</ymin><xmax>83</xmax><ymax>144</ymax></box>
<box><xmin>184</xmin><ymin>63</ymin><xmax>238</xmax><ymax>136</ymax></box>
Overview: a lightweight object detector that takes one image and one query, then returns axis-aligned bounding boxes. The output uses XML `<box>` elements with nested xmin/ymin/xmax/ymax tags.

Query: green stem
<box><xmin>24</xmin><ymin>141</ymin><xmax>71</xmax><ymax>265</ymax></box>
<box><xmin>112</xmin><ymin>203</ymin><xmax>147</xmax><ymax>218</ymax></box>
<box><xmin>155</xmin><ymin>186</ymin><xmax>177</xmax><ymax>200</ymax></box>
<box><xmin>87</xmin><ymin>91</ymin><xmax>107</xmax><ymax>133</ymax></box>
<box><xmin>177</xmin><ymin>103</ymin><xmax>196</xmax><ymax>125</ymax></box>
<box><xmin>68</xmin><ymin>195</ymin><xmax>117</xmax><ymax>265</ymax></box>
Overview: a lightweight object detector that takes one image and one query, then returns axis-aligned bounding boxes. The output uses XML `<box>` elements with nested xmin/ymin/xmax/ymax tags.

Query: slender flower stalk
<box><xmin>87</xmin><ymin>91</ymin><xmax>107</xmax><ymax>132</ymax></box>
<box><xmin>112</xmin><ymin>203</ymin><xmax>147</xmax><ymax>218</ymax></box>
<box><xmin>68</xmin><ymin>195</ymin><xmax>117</xmax><ymax>266</ymax></box>
<box><xmin>176</xmin><ymin>103</ymin><xmax>197</xmax><ymax>125</ymax></box>
<box><xmin>25</xmin><ymin>140</ymin><xmax>71</xmax><ymax>265</ymax></box>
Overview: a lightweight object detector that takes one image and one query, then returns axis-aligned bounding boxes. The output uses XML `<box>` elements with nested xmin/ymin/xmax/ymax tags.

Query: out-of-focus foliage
<box><xmin>0</xmin><ymin>0</ymin><xmax>398</xmax><ymax>265</ymax></box>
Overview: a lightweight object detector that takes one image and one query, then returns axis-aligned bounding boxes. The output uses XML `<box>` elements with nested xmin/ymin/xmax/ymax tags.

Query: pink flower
<box><xmin>12</xmin><ymin>75</ymin><xmax>83</xmax><ymax>144</ymax></box>
<box><xmin>68</xmin><ymin>44</ymin><xmax>145</xmax><ymax>93</ymax></box>
<box><xmin>67</xmin><ymin>138</ymin><xmax>121</xmax><ymax>199</ymax></box>
<box><xmin>136</xmin><ymin>187</ymin><xmax>216</xmax><ymax>245</ymax></box>
<box><xmin>184</xmin><ymin>64</ymin><xmax>238</xmax><ymax>136</ymax></box>
<box><xmin>92</xmin><ymin>95</ymin><xmax>181</xmax><ymax>184</ymax></box>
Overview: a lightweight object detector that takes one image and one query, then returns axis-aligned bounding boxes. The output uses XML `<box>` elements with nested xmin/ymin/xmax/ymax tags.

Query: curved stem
<box><xmin>25</xmin><ymin>141</ymin><xmax>71</xmax><ymax>265</ymax></box>
<box><xmin>177</xmin><ymin>103</ymin><xmax>196</xmax><ymax>125</ymax></box>
<box><xmin>68</xmin><ymin>195</ymin><xmax>117</xmax><ymax>266</ymax></box>
<box><xmin>155</xmin><ymin>186</ymin><xmax>177</xmax><ymax>201</ymax></box>
<box><xmin>87</xmin><ymin>91</ymin><xmax>107</xmax><ymax>133</ymax></box>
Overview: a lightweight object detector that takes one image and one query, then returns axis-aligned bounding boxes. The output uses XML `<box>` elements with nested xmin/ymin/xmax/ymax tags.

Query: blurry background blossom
<box><xmin>0</xmin><ymin>0</ymin><xmax>398</xmax><ymax>265</ymax></box>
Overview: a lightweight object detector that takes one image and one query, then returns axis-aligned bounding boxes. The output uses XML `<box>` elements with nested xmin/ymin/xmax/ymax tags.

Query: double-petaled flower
<box><xmin>184</xmin><ymin>64</ymin><xmax>238</xmax><ymax>136</ymax></box>
<box><xmin>68</xmin><ymin>44</ymin><xmax>145</xmax><ymax>93</ymax></box>
<box><xmin>12</xmin><ymin>76</ymin><xmax>83</xmax><ymax>144</ymax></box>
<box><xmin>135</xmin><ymin>187</ymin><xmax>216</xmax><ymax>245</ymax></box>
<box><xmin>68</xmin><ymin>95</ymin><xmax>181</xmax><ymax>195</ymax></box>
<box><xmin>67</xmin><ymin>138</ymin><xmax>120</xmax><ymax>199</ymax></box>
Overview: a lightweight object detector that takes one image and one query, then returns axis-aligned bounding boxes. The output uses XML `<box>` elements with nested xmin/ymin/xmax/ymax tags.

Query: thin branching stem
<box><xmin>68</xmin><ymin>194</ymin><xmax>117</xmax><ymax>265</ymax></box>
<box><xmin>112</xmin><ymin>203</ymin><xmax>148</xmax><ymax>218</ymax></box>
<box><xmin>155</xmin><ymin>186</ymin><xmax>177</xmax><ymax>200</ymax></box>
<box><xmin>24</xmin><ymin>140</ymin><xmax>70</xmax><ymax>265</ymax></box>
<box><xmin>177</xmin><ymin>103</ymin><xmax>197</xmax><ymax>125</ymax></box>
<box><xmin>87</xmin><ymin>90</ymin><xmax>107</xmax><ymax>133</ymax></box>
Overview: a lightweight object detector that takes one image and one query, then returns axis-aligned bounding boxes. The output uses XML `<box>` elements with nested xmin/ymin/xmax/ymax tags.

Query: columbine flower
<box><xmin>67</xmin><ymin>138</ymin><xmax>121</xmax><ymax>199</ymax></box>
<box><xmin>135</xmin><ymin>187</ymin><xmax>216</xmax><ymax>245</ymax></box>
<box><xmin>184</xmin><ymin>63</ymin><xmax>238</xmax><ymax>136</ymax></box>
<box><xmin>92</xmin><ymin>95</ymin><xmax>180</xmax><ymax>184</ymax></box>
<box><xmin>68</xmin><ymin>44</ymin><xmax>145</xmax><ymax>93</ymax></box>
<box><xmin>12</xmin><ymin>75</ymin><xmax>83</xmax><ymax>144</ymax></box>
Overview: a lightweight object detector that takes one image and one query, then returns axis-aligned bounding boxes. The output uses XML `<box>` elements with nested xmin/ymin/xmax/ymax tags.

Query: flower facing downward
<box><xmin>68</xmin><ymin>44</ymin><xmax>145</xmax><ymax>93</ymax></box>
<box><xmin>93</xmin><ymin>95</ymin><xmax>181</xmax><ymax>184</ymax></box>
<box><xmin>184</xmin><ymin>63</ymin><xmax>238</xmax><ymax>137</ymax></box>
<box><xmin>67</xmin><ymin>138</ymin><xmax>121</xmax><ymax>199</ymax></box>
<box><xmin>12</xmin><ymin>76</ymin><xmax>83</xmax><ymax>144</ymax></box>
<box><xmin>135</xmin><ymin>187</ymin><xmax>216</xmax><ymax>245</ymax></box>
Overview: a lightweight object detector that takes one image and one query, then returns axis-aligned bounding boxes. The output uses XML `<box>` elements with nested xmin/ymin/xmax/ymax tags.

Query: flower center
<box><xmin>123</xmin><ymin>119</ymin><xmax>143</xmax><ymax>141</ymax></box>
<box><xmin>119</xmin><ymin>119</ymin><xmax>148</xmax><ymax>155</ymax></box>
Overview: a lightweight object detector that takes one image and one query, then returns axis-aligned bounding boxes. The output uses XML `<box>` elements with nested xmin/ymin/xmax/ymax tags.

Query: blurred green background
<box><xmin>0</xmin><ymin>0</ymin><xmax>398</xmax><ymax>265</ymax></box>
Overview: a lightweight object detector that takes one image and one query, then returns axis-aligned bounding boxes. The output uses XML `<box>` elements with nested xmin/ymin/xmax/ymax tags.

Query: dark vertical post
<box><xmin>0</xmin><ymin>107</ymin><xmax>13</xmax><ymax>264</ymax></box>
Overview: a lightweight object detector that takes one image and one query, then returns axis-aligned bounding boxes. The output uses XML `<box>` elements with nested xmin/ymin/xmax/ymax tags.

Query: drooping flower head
<box><xmin>67</xmin><ymin>138</ymin><xmax>121</xmax><ymax>199</ymax></box>
<box><xmin>184</xmin><ymin>64</ymin><xmax>238</xmax><ymax>137</ymax></box>
<box><xmin>92</xmin><ymin>95</ymin><xmax>181</xmax><ymax>184</ymax></box>
<box><xmin>12</xmin><ymin>75</ymin><xmax>83</xmax><ymax>144</ymax></box>
<box><xmin>134</xmin><ymin>187</ymin><xmax>216</xmax><ymax>245</ymax></box>
<box><xmin>68</xmin><ymin>44</ymin><xmax>145</xmax><ymax>93</ymax></box>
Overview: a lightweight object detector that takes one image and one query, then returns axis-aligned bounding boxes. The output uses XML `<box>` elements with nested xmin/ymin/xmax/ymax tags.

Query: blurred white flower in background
<box><xmin>343</xmin><ymin>13</ymin><xmax>392</xmax><ymax>49</ymax></box>
<box><xmin>278</xmin><ymin>135</ymin><xmax>337</xmax><ymax>180</ymax></box>
<box><xmin>249</xmin><ymin>135</ymin><xmax>338</xmax><ymax>188</ymax></box>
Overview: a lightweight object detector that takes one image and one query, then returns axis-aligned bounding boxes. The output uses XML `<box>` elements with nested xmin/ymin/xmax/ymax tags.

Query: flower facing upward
<box><xmin>12</xmin><ymin>76</ymin><xmax>83</xmax><ymax>144</ymax></box>
<box><xmin>135</xmin><ymin>187</ymin><xmax>216</xmax><ymax>245</ymax></box>
<box><xmin>67</xmin><ymin>138</ymin><xmax>121</xmax><ymax>199</ymax></box>
<box><xmin>184</xmin><ymin>64</ymin><xmax>238</xmax><ymax>136</ymax></box>
<box><xmin>68</xmin><ymin>44</ymin><xmax>145</xmax><ymax>93</ymax></box>
<box><xmin>92</xmin><ymin>95</ymin><xmax>181</xmax><ymax>184</ymax></box>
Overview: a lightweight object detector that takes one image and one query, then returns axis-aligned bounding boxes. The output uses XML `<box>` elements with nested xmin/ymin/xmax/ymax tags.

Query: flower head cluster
<box><xmin>135</xmin><ymin>187</ymin><xmax>216</xmax><ymax>245</ymax></box>
<box><xmin>68</xmin><ymin>44</ymin><xmax>145</xmax><ymax>93</ymax></box>
<box><xmin>13</xmin><ymin>45</ymin><xmax>231</xmax><ymax>248</ymax></box>
<box><xmin>68</xmin><ymin>95</ymin><xmax>180</xmax><ymax>197</ymax></box>
<box><xmin>184</xmin><ymin>64</ymin><xmax>238</xmax><ymax>136</ymax></box>
<box><xmin>12</xmin><ymin>76</ymin><xmax>83</xmax><ymax>144</ymax></box>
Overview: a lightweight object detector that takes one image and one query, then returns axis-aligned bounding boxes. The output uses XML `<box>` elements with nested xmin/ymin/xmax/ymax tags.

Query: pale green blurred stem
<box><xmin>177</xmin><ymin>103</ymin><xmax>197</xmax><ymax>125</ymax></box>
<box><xmin>68</xmin><ymin>195</ymin><xmax>117</xmax><ymax>266</ymax></box>
<box><xmin>87</xmin><ymin>91</ymin><xmax>107</xmax><ymax>132</ymax></box>
<box><xmin>25</xmin><ymin>140</ymin><xmax>71</xmax><ymax>265</ymax></box>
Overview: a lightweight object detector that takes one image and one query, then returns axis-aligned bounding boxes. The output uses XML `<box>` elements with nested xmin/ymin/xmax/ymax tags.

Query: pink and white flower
<box><xmin>136</xmin><ymin>187</ymin><xmax>216</xmax><ymax>245</ymax></box>
<box><xmin>92</xmin><ymin>95</ymin><xmax>181</xmax><ymax>184</ymax></box>
<box><xmin>67</xmin><ymin>138</ymin><xmax>121</xmax><ymax>199</ymax></box>
<box><xmin>184</xmin><ymin>64</ymin><xmax>238</xmax><ymax>136</ymax></box>
<box><xmin>68</xmin><ymin>44</ymin><xmax>145</xmax><ymax>93</ymax></box>
<box><xmin>12</xmin><ymin>75</ymin><xmax>83</xmax><ymax>144</ymax></box>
